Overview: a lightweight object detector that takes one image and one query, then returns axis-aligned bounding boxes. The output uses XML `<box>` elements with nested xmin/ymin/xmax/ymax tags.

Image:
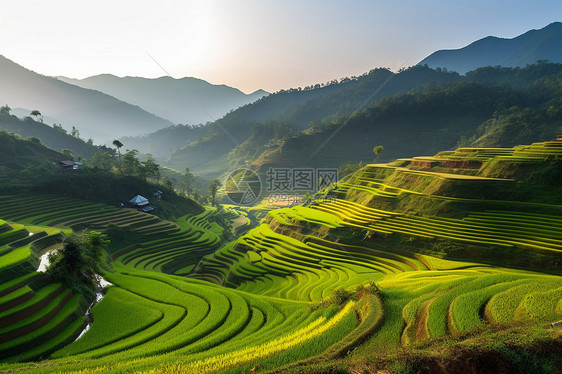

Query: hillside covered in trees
<box><xmin>0</xmin><ymin>107</ymin><xmax>113</xmax><ymax>160</ymax></box>
<box><xmin>157</xmin><ymin>63</ymin><xmax>562</xmax><ymax>178</ymax></box>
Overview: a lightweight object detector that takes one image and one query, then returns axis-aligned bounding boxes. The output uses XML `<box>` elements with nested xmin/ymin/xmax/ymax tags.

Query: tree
<box><xmin>91</xmin><ymin>152</ymin><xmax>115</xmax><ymax>171</ymax></box>
<box><xmin>112</xmin><ymin>140</ymin><xmax>124</xmax><ymax>166</ymax></box>
<box><xmin>140</xmin><ymin>154</ymin><xmax>160</xmax><ymax>181</ymax></box>
<box><xmin>0</xmin><ymin>105</ymin><xmax>11</xmax><ymax>115</ymax></box>
<box><xmin>83</xmin><ymin>231</ymin><xmax>110</xmax><ymax>277</ymax></box>
<box><xmin>121</xmin><ymin>149</ymin><xmax>141</xmax><ymax>176</ymax></box>
<box><xmin>373</xmin><ymin>145</ymin><xmax>384</xmax><ymax>162</ymax></box>
<box><xmin>30</xmin><ymin>110</ymin><xmax>42</xmax><ymax>122</ymax></box>
<box><xmin>53</xmin><ymin>123</ymin><xmax>67</xmax><ymax>134</ymax></box>
<box><xmin>209</xmin><ymin>179</ymin><xmax>222</xmax><ymax>207</ymax></box>
<box><xmin>46</xmin><ymin>231</ymin><xmax>109</xmax><ymax>296</ymax></box>
<box><xmin>181</xmin><ymin>167</ymin><xmax>194</xmax><ymax>196</ymax></box>
<box><xmin>71</xmin><ymin>126</ymin><xmax>80</xmax><ymax>138</ymax></box>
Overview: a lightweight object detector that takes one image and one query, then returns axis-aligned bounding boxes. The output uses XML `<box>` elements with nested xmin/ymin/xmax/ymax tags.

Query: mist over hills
<box><xmin>249</xmin><ymin>65</ymin><xmax>562</xmax><ymax>172</ymax></box>
<box><xmin>58</xmin><ymin>75</ymin><xmax>268</xmax><ymax>125</ymax></box>
<box><xmin>0</xmin><ymin>55</ymin><xmax>174</xmax><ymax>142</ymax></box>
<box><xmin>0</xmin><ymin>111</ymin><xmax>110</xmax><ymax>160</ymax></box>
<box><xmin>164</xmin><ymin>66</ymin><xmax>462</xmax><ymax>174</ymax></box>
<box><xmin>418</xmin><ymin>22</ymin><xmax>562</xmax><ymax>73</ymax></box>
<box><xmin>2</xmin><ymin>22</ymin><xmax>560</xmax><ymax>179</ymax></box>
<box><xmin>162</xmin><ymin>62</ymin><xmax>562</xmax><ymax>179</ymax></box>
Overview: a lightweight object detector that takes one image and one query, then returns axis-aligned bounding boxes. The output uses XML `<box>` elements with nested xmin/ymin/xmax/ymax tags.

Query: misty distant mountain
<box><xmin>58</xmin><ymin>75</ymin><xmax>269</xmax><ymax>125</ymax></box>
<box><xmin>221</xmin><ymin>63</ymin><xmax>562</xmax><ymax>180</ymax></box>
<box><xmin>418</xmin><ymin>22</ymin><xmax>562</xmax><ymax>74</ymax></box>
<box><xmin>165</xmin><ymin>65</ymin><xmax>462</xmax><ymax>175</ymax></box>
<box><xmin>0</xmin><ymin>55</ymin><xmax>174</xmax><ymax>142</ymax></box>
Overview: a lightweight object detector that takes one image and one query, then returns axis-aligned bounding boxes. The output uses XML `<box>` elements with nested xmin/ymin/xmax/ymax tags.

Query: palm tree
<box><xmin>112</xmin><ymin>140</ymin><xmax>124</xmax><ymax>167</ymax></box>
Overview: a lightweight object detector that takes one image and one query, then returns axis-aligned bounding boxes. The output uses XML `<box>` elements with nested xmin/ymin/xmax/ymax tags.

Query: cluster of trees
<box><xmin>1</xmin><ymin>124</ymin><xmax>220</xmax><ymax>208</ymax></box>
<box><xmin>11</xmin><ymin>107</ymin><xmax>90</xmax><ymax>143</ymax></box>
<box><xmin>121</xmin><ymin>150</ymin><xmax>160</xmax><ymax>181</ymax></box>
<box><xmin>88</xmin><ymin>141</ymin><xmax>222</xmax><ymax>207</ymax></box>
<box><xmin>271</xmin><ymin>64</ymin><xmax>562</xmax><ymax>171</ymax></box>
<box><xmin>53</xmin><ymin>123</ymin><xmax>83</xmax><ymax>140</ymax></box>
<box><xmin>74</xmin><ymin>140</ymin><xmax>162</xmax><ymax>182</ymax></box>
<box><xmin>47</xmin><ymin>231</ymin><xmax>109</xmax><ymax>297</ymax></box>
<box><xmin>177</xmin><ymin>166</ymin><xmax>221</xmax><ymax>206</ymax></box>
<box><xmin>462</xmin><ymin>69</ymin><xmax>562</xmax><ymax>147</ymax></box>
<box><xmin>51</xmin><ymin>122</ymin><xmax>90</xmax><ymax>147</ymax></box>
<box><xmin>273</xmin><ymin>67</ymin><xmax>397</xmax><ymax>95</ymax></box>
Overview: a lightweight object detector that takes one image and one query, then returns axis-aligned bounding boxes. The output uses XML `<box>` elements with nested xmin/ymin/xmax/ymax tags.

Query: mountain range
<box><xmin>163</xmin><ymin>62</ymin><xmax>562</xmax><ymax>178</ymax></box>
<box><xmin>57</xmin><ymin>75</ymin><xmax>268</xmax><ymax>126</ymax></box>
<box><xmin>0</xmin><ymin>56</ymin><xmax>267</xmax><ymax>143</ymax></box>
<box><xmin>0</xmin><ymin>56</ymin><xmax>174</xmax><ymax>142</ymax></box>
<box><xmin>158</xmin><ymin>22</ymin><xmax>562</xmax><ymax>177</ymax></box>
<box><xmin>418</xmin><ymin>21</ymin><xmax>562</xmax><ymax>73</ymax></box>
<box><xmin>164</xmin><ymin>66</ymin><xmax>462</xmax><ymax>174</ymax></box>
<box><xmin>1</xmin><ymin>22</ymin><xmax>560</xmax><ymax>178</ymax></box>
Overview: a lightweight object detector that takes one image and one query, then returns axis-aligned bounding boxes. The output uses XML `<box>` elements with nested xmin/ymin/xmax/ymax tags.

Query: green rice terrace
<box><xmin>1</xmin><ymin>141</ymin><xmax>562</xmax><ymax>373</ymax></box>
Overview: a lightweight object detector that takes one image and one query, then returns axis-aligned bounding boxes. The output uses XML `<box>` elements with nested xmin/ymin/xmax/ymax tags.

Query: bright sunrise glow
<box><xmin>0</xmin><ymin>0</ymin><xmax>560</xmax><ymax>93</ymax></box>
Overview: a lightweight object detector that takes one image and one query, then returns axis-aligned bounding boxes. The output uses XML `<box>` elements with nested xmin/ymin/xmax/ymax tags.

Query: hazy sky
<box><xmin>0</xmin><ymin>0</ymin><xmax>560</xmax><ymax>93</ymax></box>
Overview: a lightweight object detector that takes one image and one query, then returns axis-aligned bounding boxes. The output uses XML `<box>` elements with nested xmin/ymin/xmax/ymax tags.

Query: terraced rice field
<box><xmin>0</xmin><ymin>219</ymin><xmax>86</xmax><ymax>363</ymax></box>
<box><xmin>0</xmin><ymin>195</ymin><xmax>232</xmax><ymax>368</ymax></box>
<box><xmin>113</xmin><ymin>209</ymin><xmax>224</xmax><ymax>275</ymax></box>
<box><xmin>2</xmin><ymin>262</ymin><xmax>364</xmax><ymax>373</ymax></box>
<box><xmin>1</xmin><ymin>141</ymin><xmax>562</xmax><ymax>373</ymax></box>
<box><xmin>196</xmin><ymin>219</ymin><xmax>562</xmax><ymax>348</ymax></box>
<box><xmin>309</xmin><ymin>200</ymin><xmax>562</xmax><ymax>256</ymax></box>
<box><xmin>0</xmin><ymin>194</ymin><xmax>374</xmax><ymax>372</ymax></box>
<box><xmin>0</xmin><ymin>195</ymin><xmax>224</xmax><ymax>277</ymax></box>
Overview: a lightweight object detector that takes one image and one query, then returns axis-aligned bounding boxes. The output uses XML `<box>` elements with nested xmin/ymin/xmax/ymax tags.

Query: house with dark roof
<box><xmin>58</xmin><ymin>161</ymin><xmax>82</xmax><ymax>169</ymax></box>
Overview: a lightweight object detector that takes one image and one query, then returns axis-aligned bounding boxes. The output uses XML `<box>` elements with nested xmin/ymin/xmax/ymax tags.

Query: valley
<box><xmin>0</xmin><ymin>16</ymin><xmax>561</xmax><ymax>374</ymax></box>
<box><xmin>0</xmin><ymin>137</ymin><xmax>561</xmax><ymax>373</ymax></box>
